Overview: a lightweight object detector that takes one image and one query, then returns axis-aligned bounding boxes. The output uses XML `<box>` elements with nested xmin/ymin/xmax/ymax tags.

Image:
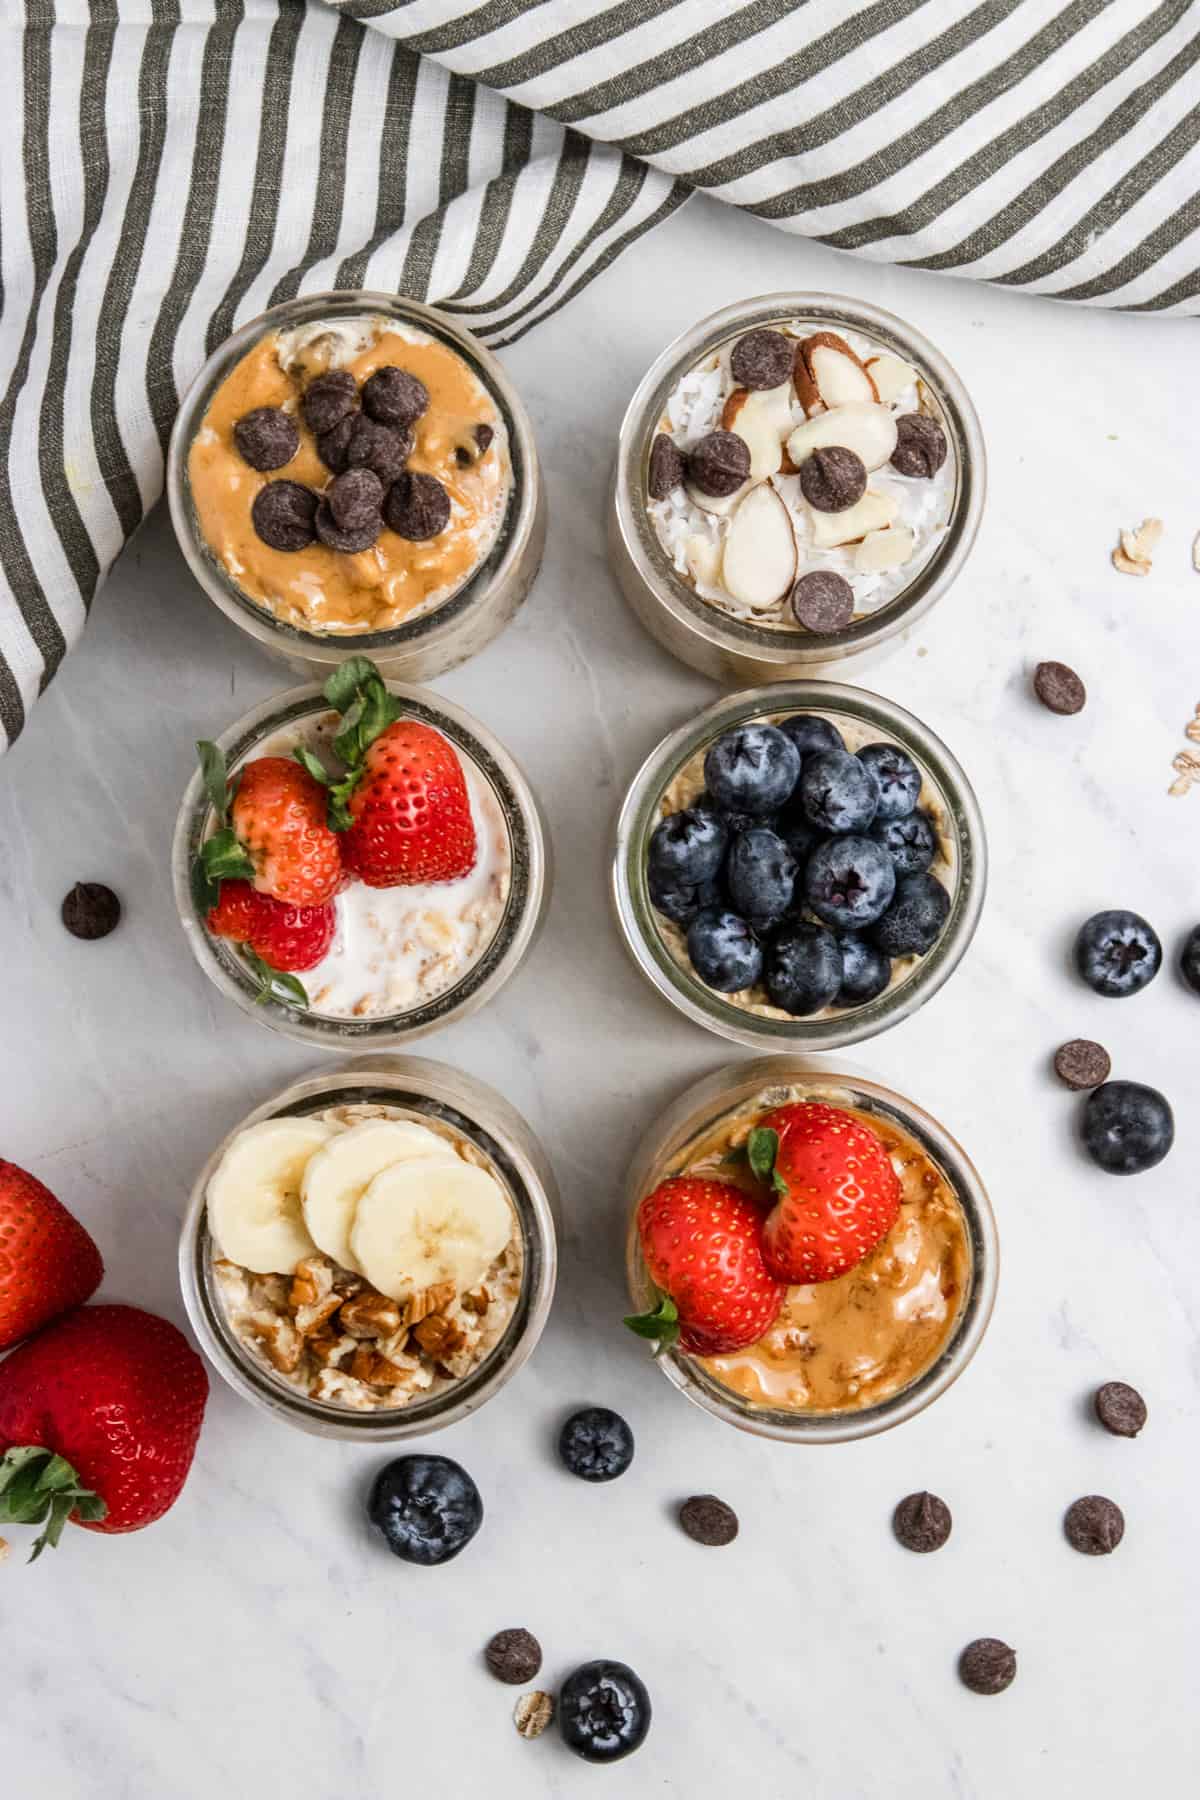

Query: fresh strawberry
<box><xmin>207</xmin><ymin>880</ymin><xmax>335</xmax><ymax>971</ymax></box>
<box><xmin>0</xmin><ymin>1161</ymin><xmax>103</xmax><ymax>1351</ymax></box>
<box><xmin>751</xmin><ymin>1102</ymin><xmax>901</xmax><ymax>1285</ymax></box>
<box><xmin>625</xmin><ymin>1176</ymin><xmax>786</xmax><ymax>1355</ymax></box>
<box><xmin>191</xmin><ymin>742</ymin><xmax>343</xmax><ymax>915</ymax></box>
<box><xmin>0</xmin><ymin>1304</ymin><xmax>208</xmax><ymax>1558</ymax></box>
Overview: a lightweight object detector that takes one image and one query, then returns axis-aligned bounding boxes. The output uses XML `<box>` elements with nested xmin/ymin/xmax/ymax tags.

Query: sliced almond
<box><xmin>722</xmin><ymin>484</ymin><xmax>797</xmax><ymax>608</ymax></box>
<box><xmin>686</xmin><ymin>479</ymin><xmax>749</xmax><ymax>518</ymax></box>
<box><xmin>808</xmin><ymin>488</ymin><xmax>899</xmax><ymax>549</ymax></box>
<box><xmin>864</xmin><ymin>353</ymin><xmax>918</xmax><ymax>404</ymax></box>
<box><xmin>684</xmin><ymin>532</ymin><xmax>722</xmax><ymax>587</ymax></box>
<box><xmin>794</xmin><ymin>331</ymin><xmax>879</xmax><ymax>416</ymax></box>
<box><xmin>786</xmin><ymin>403</ymin><xmax>897</xmax><ymax>473</ymax></box>
<box><xmin>722</xmin><ymin>382</ymin><xmax>793</xmax><ymax>481</ymax></box>
<box><xmin>854</xmin><ymin>525</ymin><xmax>915</xmax><ymax>573</ymax></box>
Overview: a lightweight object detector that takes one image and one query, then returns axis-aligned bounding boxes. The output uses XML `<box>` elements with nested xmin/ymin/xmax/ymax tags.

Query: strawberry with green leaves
<box><xmin>206</xmin><ymin>880</ymin><xmax>336</xmax><ymax>1009</ymax></box>
<box><xmin>749</xmin><ymin>1102</ymin><xmax>901</xmax><ymax>1285</ymax></box>
<box><xmin>192</xmin><ymin>743</ymin><xmax>343</xmax><ymax>916</ymax></box>
<box><xmin>625</xmin><ymin>1175</ymin><xmax>785</xmax><ymax>1355</ymax></box>
<box><xmin>0</xmin><ymin>1160</ymin><xmax>103</xmax><ymax>1351</ymax></box>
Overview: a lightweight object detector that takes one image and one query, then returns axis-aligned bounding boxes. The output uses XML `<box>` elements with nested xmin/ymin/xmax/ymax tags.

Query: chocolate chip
<box><xmin>314</xmin><ymin>497</ymin><xmax>380</xmax><ymax>554</ymax></box>
<box><xmin>301</xmin><ymin>371</ymin><xmax>358</xmax><ymax>436</ymax></box>
<box><xmin>1054</xmin><ymin>1039</ymin><xmax>1110</xmax><ymax>1090</ymax></box>
<box><xmin>61</xmin><ymin>882</ymin><xmax>121</xmax><ymax>940</ymax></box>
<box><xmin>384</xmin><ymin>471</ymin><xmax>451</xmax><ymax>540</ymax></box>
<box><xmin>344</xmin><ymin>415</ymin><xmax>412</xmax><ymax>484</ymax></box>
<box><xmin>679</xmin><ymin>1495</ymin><xmax>739</xmax><ymax>1547</ymax></box>
<box><xmin>892</xmin><ymin>1491</ymin><xmax>952</xmax><ymax>1554</ymax></box>
<box><xmin>1033</xmin><ymin>660</ymin><xmax>1086</xmax><ymax>715</ymax></box>
<box><xmin>362</xmin><ymin>365</ymin><xmax>429</xmax><ymax>430</ymax></box>
<box><xmin>251</xmin><ymin>480</ymin><xmax>318</xmax><ymax>550</ymax></box>
<box><xmin>688</xmin><ymin>430</ymin><xmax>750</xmax><ymax>498</ymax></box>
<box><xmin>730</xmin><ymin>328</ymin><xmax>793</xmax><ymax>391</ymax></box>
<box><xmin>474</xmin><ymin>423</ymin><xmax>494</xmax><ymax>454</ymax></box>
<box><xmin>454</xmin><ymin>423</ymin><xmax>496</xmax><ymax>468</ymax></box>
<box><xmin>327</xmin><ymin>467</ymin><xmax>384</xmax><ymax>531</ymax></box>
<box><xmin>1094</xmin><ymin>1381</ymin><xmax>1147</xmax><ymax>1438</ymax></box>
<box><xmin>648</xmin><ymin>433</ymin><xmax>686</xmax><ymax>500</ymax></box>
<box><xmin>232</xmin><ymin>406</ymin><xmax>299</xmax><ymax>471</ymax></box>
<box><xmin>958</xmin><ymin>1639</ymin><xmax>1016</xmax><ymax>1695</ymax></box>
<box><xmin>799</xmin><ymin>446</ymin><xmax>867</xmax><ymax>513</ymax></box>
<box><xmin>891</xmin><ymin>413</ymin><xmax>947</xmax><ymax>478</ymax></box>
<box><xmin>1064</xmin><ymin>1494</ymin><xmax>1124</xmax><ymax>1555</ymax></box>
<box><xmin>316</xmin><ymin>414</ymin><xmax>357</xmax><ymax>474</ymax></box>
<box><xmin>485</xmin><ymin>1628</ymin><xmax>542</xmax><ymax>1685</ymax></box>
<box><xmin>792</xmin><ymin>569</ymin><xmax>855</xmax><ymax>632</ymax></box>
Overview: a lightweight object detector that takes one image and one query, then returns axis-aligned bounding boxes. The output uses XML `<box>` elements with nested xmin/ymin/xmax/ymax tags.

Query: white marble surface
<box><xmin>3</xmin><ymin>195</ymin><xmax>1198</xmax><ymax>1797</ymax></box>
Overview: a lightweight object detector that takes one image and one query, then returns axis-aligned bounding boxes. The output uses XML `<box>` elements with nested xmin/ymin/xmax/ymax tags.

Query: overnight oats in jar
<box><xmin>168</xmin><ymin>293</ymin><xmax>544</xmax><ymax>681</ymax></box>
<box><xmin>180</xmin><ymin>1058</ymin><xmax>558</xmax><ymax>1438</ymax></box>
<box><xmin>624</xmin><ymin>1058</ymin><xmax>996</xmax><ymax>1443</ymax></box>
<box><xmin>172</xmin><ymin>658</ymin><xmax>548</xmax><ymax>1047</ymax></box>
<box><xmin>609</xmin><ymin>293</ymin><xmax>984</xmax><ymax>683</ymax></box>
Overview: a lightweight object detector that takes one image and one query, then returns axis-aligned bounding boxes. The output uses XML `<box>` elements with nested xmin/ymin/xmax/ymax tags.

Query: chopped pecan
<box><xmin>350</xmin><ymin>1344</ymin><xmax>417</xmax><ymax>1389</ymax></box>
<box><xmin>402</xmin><ymin>1281</ymin><xmax>457</xmax><ymax>1327</ymax></box>
<box><xmin>290</xmin><ymin>1257</ymin><xmax>335</xmax><ymax>1311</ymax></box>
<box><xmin>460</xmin><ymin>1285</ymin><xmax>490</xmax><ymax>1316</ymax></box>
<box><xmin>338</xmin><ymin>1290</ymin><xmax>403</xmax><ymax>1339</ymax></box>
<box><xmin>250</xmin><ymin>1315</ymin><xmax>302</xmax><ymax>1374</ymax></box>
<box><xmin>411</xmin><ymin>1313</ymin><xmax>468</xmax><ymax>1359</ymax></box>
<box><xmin>307</xmin><ymin>1330</ymin><xmax>355</xmax><ymax>1370</ymax></box>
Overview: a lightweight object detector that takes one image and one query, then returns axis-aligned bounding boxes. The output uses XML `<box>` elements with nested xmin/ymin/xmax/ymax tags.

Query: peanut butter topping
<box><xmin>187</xmin><ymin>319</ymin><xmax>511</xmax><ymax>635</ymax></box>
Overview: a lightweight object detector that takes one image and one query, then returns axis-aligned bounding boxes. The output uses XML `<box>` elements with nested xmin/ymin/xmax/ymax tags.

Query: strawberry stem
<box><xmin>623</xmin><ymin>1294</ymin><xmax>680</xmax><ymax>1354</ymax></box>
<box><xmin>0</xmin><ymin>1446</ymin><xmax>107</xmax><ymax>1561</ymax></box>
<box><xmin>243</xmin><ymin>949</ymin><xmax>310</xmax><ymax>1012</ymax></box>
<box><xmin>747</xmin><ymin>1127</ymin><xmax>788</xmax><ymax>1196</ymax></box>
<box><xmin>317</xmin><ymin>657</ymin><xmax>402</xmax><ymax>831</ymax></box>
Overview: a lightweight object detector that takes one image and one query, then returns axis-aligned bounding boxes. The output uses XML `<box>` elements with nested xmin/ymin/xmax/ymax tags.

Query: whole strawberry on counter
<box><xmin>750</xmin><ymin>1102</ymin><xmax>901</xmax><ymax>1284</ymax></box>
<box><xmin>0</xmin><ymin>1304</ymin><xmax>208</xmax><ymax>1559</ymax></box>
<box><xmin>625</xmin><ymin>1176</ymin><xmax>786</xmax><ymax>1355</ymax></box>
<box><xmin>0</xmin><ymin>1159</ymin><xmax>103</xmax><ymax>1350</ymax></box>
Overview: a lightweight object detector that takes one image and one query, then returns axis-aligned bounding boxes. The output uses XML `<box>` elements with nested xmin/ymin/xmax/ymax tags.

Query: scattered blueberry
<box><xmin>870</xmin><ymin>809</ymin><xmax>937</xmax><ymax>876</ymax></box>
<box><xmin>856</xmin><ymin>742</ymin><xmax>921</xmax><ymax>820</ymax></box>
<box><xmin>804</xmin><ymin>834</ymin><xmax>895</xmax><ymax>930</ymax></box>
<box><xmin>777</xmin><ymin>713</ymin><xmax>844</xmax><ymax>760</ymax></box>
<box><xmin>836</xmin><ymin>932</ymin><xmax>892</xmax><ymax>1005</ymax></box>
<box><xmin>1075</xmin><ymin>910</ymin><xmax>1162</xmax><ymax>998</ymax></box>
<box><xmin>687</xmin><ymin>907</ymin><xmax>763</xmax><ymax>993</ymax></box>
<box><xmin>558</xmin><ymin>1407</ymin><xmax>635</xmax><ymax>1482</ymax></box>
<box><xmin>799</xmin><ymin>748</ymin><xmax>879</xmax><ymax>834</ymax></box>
<box><xmin>704</xmin><ymin>724</ymin><xmax>801</xmax><ymax>816</ymax></box>
<box><xmin>775</xmin><ymin>808</ymin><xmax>821</xmax><ymax>869</ymax></box>
<box><xmin>870</xmin><ymin>872</ymin><xmax>950</xmax><ymax>956</ymax></box>
<box><xmin>367</xmin><ymin>1454</ymin><xmax>483</xmax><ymax>1565</ymax></box>
<box><xmin>1081</xmin><ymin>1081</ymin><xmax>1173</xmax><ymax>1175</ymax></box>
<box><xmin>764</xmin><ymin>920</ymin><xmax>843</xmax><ymax>1015</ymax></box>
<box><xmin>559</xmin><ymin>1660</ymin><xmax>652</xmax><ymax>1763</ymax></box>
<box><xmin>648</xmin><ymin>868</ymin><xmax>719</xmax><ymax>928</ymax></box>
<box><xmin>648</xmin><ymin>805</ymin><xmax>728</xmax><ymax>887</ymax></box>
<box><xmin>726</xmin><ymin>828</ymin><xmax>797</xmax><ymax>929</ymax></box>
<box><xmin>1181</xmin><ymin>924</ymin><xmax>1200</xmax><ymax>995</ymax></box>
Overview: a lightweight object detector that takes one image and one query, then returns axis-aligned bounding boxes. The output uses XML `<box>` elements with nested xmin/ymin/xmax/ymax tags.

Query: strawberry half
<box><xmin>626</xmin><ymin>1176</ymin><xmax>786</xmax><ymax>1355</ymax></box>
<box><xmin>0</xmin><ymin>1161</ymin><xmax>103</xmax><ymax>1351</ymax></box>
<box><xmin>751</xmin><ymin>1102</ymin><xmax>901</xmax><ymax>1285</ymax></box>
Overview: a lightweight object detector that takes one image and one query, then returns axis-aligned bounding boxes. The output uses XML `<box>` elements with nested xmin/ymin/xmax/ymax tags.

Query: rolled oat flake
<box><xmin>892</xmin><ymin>1491</ymin><xmax>952</xmax><ymax>1554</ymax></box>
<box><xmin>1064</xmin><ymin>1494</ymin><xmax>1125</xmax><ymax>1555</ymax></box>
<box><xmin>791</xmin><ymin>569</ymin><xmax>855</xmax><ymax>633</ymax></box>
<box><xmin>485</xmin><ymin>1628</ymin><xmax>543</xmax><ymax>1685</ymax></box>
<box><xmin>1094</xmin><ymin>1381</ymin><xmax>1147</xmax><ymax>1438</ymax></box>
<box><xmin>679</xmin><ymin>1494</ymin><xmax>739</xmax><ymax>1546</ymax></box>
<box><xmin>513</xmin><ymin>1691</ymin><xmax>555</xmax><ymax>1740</ymax></box>
<box><xmin>959</xmin><ymin>1638</ymin><xmax>1016</xmax><ymax>1695</ymax></box>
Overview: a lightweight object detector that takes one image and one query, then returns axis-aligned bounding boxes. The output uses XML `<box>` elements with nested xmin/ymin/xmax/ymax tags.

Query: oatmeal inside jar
<box><xmin>208</xmin><ymin>1103</ymin><xmax>524</xmax><ymax>1413</ymax></box>
<box><xmin>188</xmin><ymin>314</ymin><xmax>512</xmax><ymax>635</ymax></box>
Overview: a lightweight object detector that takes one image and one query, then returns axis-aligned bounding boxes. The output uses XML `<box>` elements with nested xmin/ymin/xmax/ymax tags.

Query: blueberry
<box><xmin>1081</xmin><ymin>1081</ymin><xmax>1174</xmax><ymax>1175</ymax></box>
<box><xmin>775</xmin><ymin>808</ymin><xmax>821</xmax><ymax>870</ymax></box>
<box><xmin>836</xmin><ymin>932</ymin><xmax>892</xmax><ymax>1005</ymax></box>
<box><xmin>1181</xmin><ymin>924</ymin><xmax>1200</xmax><ymax>995</ymax></box>
<box><xmin>560</xmin><ymin>1659</ymin><xmax>652</xmax><ymax>1763</ymax></box>
<box><xmin>703</xmin><ymin>725</ymin><xmax>801</xmax><ymax>816</ymax></box>
<box><xmin>857</xmin><ymin>742</ymin><xmax>921</xmax><ymax>821</ymax></box>
<box><xmin>558</xmin><ymin>1407</ymin><xmax>635</xmax><ymax>1482</ymax></box>
<box><xmin>367</xmin><ymin>1455</ymin><xmax>483</xmax><ymax>1565</ymax></box>
<box><xmin>799</xmin><ymin>748</ymin><xmax>879</xmax><ymax>834</ymax></box>
<box><xmin>648</xmin><ymin>867</ymin><xmax>719</xmax><ymax>928</ymax></box>
<box><xmin>870</xmin><ymin>809</ymin><xmax>937</xmax><ymax>876</ymax></box>
<box><xmin>870</xmin><ymin>872</ymin><xmax>950</xmax><ymax>956</ymax></box>
<box><xmin>726</xmin><ymin>828</ymin><xmax>797</xmax><ymax>929</ymax></box>
<box><xmin>648</xmin><ymin>805</ymin><xmax>728</xmax><ymax>887</ymax></box>
<box><xmin>1075</xmin><ymin>910</ymin><xmax>1162</xmax><ymax>998</ymax></box>
<box><xmin>764</xmin><ymin>920</ymin><xmax>843</xmax><ymax>1015</ymax></box>
<box><xmin>778</xmin><ymin>713</ymin><xmax>845</xmax><ymax>760</ymax></box>
<box><xmin>804</xmin><ymin>834</ymin><xmax>896</xmax><ymax>930</ymax></box>
<box><xmin>687</xmin><ymin>907</ymin><xmax>763</xmax><ymax>992</ymax></box>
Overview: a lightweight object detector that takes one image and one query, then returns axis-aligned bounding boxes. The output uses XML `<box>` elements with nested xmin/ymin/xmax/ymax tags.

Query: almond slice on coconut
<box><xmin>809</xmin><ymin>489</ymin><xmax>899</xmax><ymax>550</ymax></box>
<box><xmin>864</xmin><ymin>354</ymin><xmax>918</xmax><ymax>404</ymax></box>
<box><xmin>794</xmin><ymin>332</ymin><xmax>879</xmax><ymax>416</ymax></box>
<box><xmin>854</xmin><ymin>525</ymin><xmax>915</xmax><ymax>573</ymax></box>
<box><xmin>786</xmin><ymin>403</ymin><xmax>897</xmax><ymax>473</ymax></box>
<box><xmin>722</xmin><ymin>484</ymin><xmax>797</xmax><ymax>608</ymax></box>
<box><xmin>722</xmin><ymin>382</ymin><xmax>793</xmax><ymax>481</ymax></box>
<box><xmin>684</xmin><ymin>533</ymin><xmax>722</xmax><ymax>587</ymax></box>
<box><xmin>686</xmin><ymin>478</ymin><xmax>750</xmax><ymax>518</ymax></box>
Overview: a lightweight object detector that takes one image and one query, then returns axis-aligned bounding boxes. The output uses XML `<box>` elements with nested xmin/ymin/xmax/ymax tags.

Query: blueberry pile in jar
<box><xmin>647</xmin><ymin>714</ymin><xmax>951</xmax><ymax>1015</ymax></box>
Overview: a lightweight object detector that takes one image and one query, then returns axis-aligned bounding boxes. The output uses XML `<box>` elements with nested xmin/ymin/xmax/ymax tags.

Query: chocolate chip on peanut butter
<box><xmin>688</xmin><ymin>429</ymin><xmax>750</xmax><ymax>498</ymax></box>
<box><xmin>730</xmin><ymin>328</ymin><xmax>793</xmax><ymax>391</ymax></box>
<box><xmin>327</xmin><ymin>467</ymin><xmax>384</xmax><ymax>532</ymax></box>
<box><xmin>315</xmin><ymin>496</ymin><xmax>381</xmax><ymax>555</ymax></box>
<box><xmin>302</xmin><ymin>370</ymin><xmax>358</xmax><ymax>436</ymax></box>
<box><xmin>344</xmin><ymin>415</ymin><xmax>412</xmax><ymax>484</ymax></box>
<box><xmin>891</xmin><ymin>413</ymin><xmax>947</xmax><ymax>478</ymax></box>
<box><xmin>799</xmin><ymin>445</ymin><xmax>867</xmax><ymax>513</ymax></box>
<box><xmin>316</xmin><ymin>413</ymin><xmax>358</xmax><ymax>474</ymax></box>
<box><xmin>648</xmin><ymin>432</ymin><xmax>686</xmax><ymax>500</ymax></box>
<box><xmin>384</xmin><ymin>471</ymin><xmax>451</xmax><ymax>541</ymax></box>
<box><xmin>892</xmin><ymin>1491</ymin><xmax>952</xmax><ymax>1554</ymax></box>
<box><xmin>362</xmin><ymin>365</ymin><xmax>429</xmax><ymax>430</ymax></box>
<box><xmin>455</xmin><ymin>422</ymin><xmax>496</xmax><ymax>467</ymax></box>
<box><xmin>251</xmin><ymin>480</ymin><xmax>319</xmax><ymax>550</ymax></box>
<box><xmin>791</xmin><ymin>569</ymin><xmax>855</xmax><ymax>632</ymax></box>
<box><xmin>233</xmin><ymin>406</ymin><xmax>299</xmax><ymax>471</ymax></box>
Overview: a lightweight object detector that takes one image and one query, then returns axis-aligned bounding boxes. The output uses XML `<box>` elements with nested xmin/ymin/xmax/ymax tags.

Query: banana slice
<box><xmin>300</xmin><ymin>1118</ymin><xmax>460</xmax><ymax>1272</ymax></box>
<box><xmin>351</xmin><ymin>1159</ymin><xmax>513</xmax><ymax>1301</ymax></box>
<box><xmin>207</xmin><ymin>1116</ymin><xmax>333</xmax><ymax>1274</ymax></box>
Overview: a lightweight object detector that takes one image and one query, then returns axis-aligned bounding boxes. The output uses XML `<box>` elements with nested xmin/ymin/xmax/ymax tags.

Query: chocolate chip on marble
<box><xmin>1064</xmin><ymin>1494</ymin><xmax>1124</xmax><ymax>1556</ymax></box>
<box><xmin>327</xmin><ymin>467</ymin><xmax>384</xmax><ymax>532</ymax></box>
<box><xmin>314</xmin><ymin>497</ymin><xmax>381</xmax><ymax>555</ymax></box>
<box><xmin>232</xmin><ymin>406</ymin><xmax>299</xmax><ymax>471</ymax></box>
<box><xmin>1053</xmin><ymin>1039</ymin><xmax>1110</xmax><ymax>1090</ymax></box>
<box><xmin>1094</xmin><ymin>1381</ymin><xmax>1147</xmax><ymax>1439</ymax></box>
<box><xmin>958</xmin><ymin>1639</ymin><xmax>1017</xmax><ymax>1695</ymax></box>
<box><xmin>799</xmin><ymin>445</ymin><xmax>867</xmax><ymax>513</ymax></box>
<box><xmin>251</xmin><ymin>480</ymin><xmax>319</xmax><ymax>550</ymax></box>
<box><xmin>688</xmin><ymin>430</ymin><xmax>751</xmax><ymax>498</ymax></box>
<box><xmin>384</xmin><ymin>471</ymin><xmax>451</xmax><ymax>540</ymax></box>
<box><xmin>362</xmin><ymin>365</ymin><xmax>429</xmax><ymax>430</ymax></box>
<box><xmin>791</xmin><ymin>569</ymin><xmax>855</xmax><ymax>633</ymax></box>
<box><xmin>730</xmin><ymin>328</ymin><xmax>793</xmax><ymax>391</ymax></box>
<box><xmin>301</xmin><ymin>371</ymin><xmax>358</xmax><ymax>436</ymax></box>
<box><xmin>1033</xmin><ymin>661</ymin><xmax>1086</xmax><ymax>716</ymax></box>
<box><xmin>316</xmin><ymin>414</ymin><xmax>358</xmax><ymax>474</ymax></box>
<box><xmin>679</xmin><ymin>1495</ymin><xmax>739</xmax><ymax>1547</ymax></box>
<box><xmin>344</xmin><ymin>414</ymin><xmax>412</xmax><ymax>485</ymax></box>
<box><xmin>891</xmin><ymin>413</ymin><xmax>947</xmax><ymax>478</ymax></box>
<box><xmin>892</xmin><ymin>1491</ymin><xmax>952</xmax><ymax>1554</ymax></box>
<box><xmin>648</xmin><ymin>433</ymin><xmax>686</xmax><ymax>500</ymax></box>
<box><xmin>485</xmin><ymin>1629</ymin><xmax>543</xmax><ymax>1685</ymax></box>
<box><xmin>61</xmin><ymin>882</ymin><xmax>121</xmax><ymax>940</ymax></box>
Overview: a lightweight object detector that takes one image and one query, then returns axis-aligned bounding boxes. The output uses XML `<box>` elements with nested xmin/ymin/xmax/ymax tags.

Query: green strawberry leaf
<box><xmin>191</xmin><ymin>856</ymin><xmax>221</xmax><ymax>918</ymax></box>
<box><xmin>196</xmin><ymin>739</ymin><xmax>230</xmax><ymax>824</ymax></box>
<box><xmin>0</xmin><ymin>1446</ymin><xmax>108</xmax><ymax>1562</ymax></box>
<box><xmin>293</xmin><ymin>746</ymin><xmax>331</xmax><ymax>788</ymax></box>
<box><xmin>748</xmin><ymin>1127</ymin><xmax>787</xmax><ymax>1196</ymax></box>
<box><xmin>243</xmin><ymin>949</ymin><xmax>311</xmax><ymax>1012</ymax></box>
<box><xmin>323</xmin><ymin>773</ymin><xmax>357</xmax><ymax>834</ymax></box>
<box><xmin>323</xmin><ymin>655</ymin><xmax>402</xmax><ymax>770</ymax></box>
<box><xmin>323</xmin><ymin>655</ymin><xmax>382</xmax><ymax>714</ymax></box>
<box><xmin>622</xmin><ymin>1294</ymin><xmax>679</xmax><ymax>1355</ymax></box>
<box><xmin>199</xmin><ymin>827</ymin><xmax>256</xmax><ymax>887</ymax></box>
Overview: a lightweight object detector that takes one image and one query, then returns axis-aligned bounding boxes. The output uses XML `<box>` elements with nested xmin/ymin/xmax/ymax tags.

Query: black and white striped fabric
<box><xmin>3</xmin><ymin>0</ymin><xmax>1198</xmax><ymax>752</ymax></box>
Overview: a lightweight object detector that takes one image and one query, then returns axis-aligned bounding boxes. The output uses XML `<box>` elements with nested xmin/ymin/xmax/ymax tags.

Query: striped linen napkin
<box><xmin>2</xmin><ymin>0</ymin><xmax>1197</xmax><ymax>753</ymax></box>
